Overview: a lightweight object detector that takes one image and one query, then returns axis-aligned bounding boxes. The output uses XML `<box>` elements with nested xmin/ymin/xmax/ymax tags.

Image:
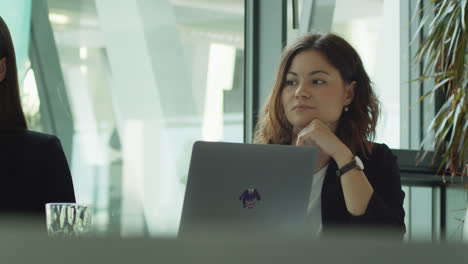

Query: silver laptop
<box><xmin>178</xmin><ymin>141</ymin><xmax>318</xmax><ymax>238</ymax></box>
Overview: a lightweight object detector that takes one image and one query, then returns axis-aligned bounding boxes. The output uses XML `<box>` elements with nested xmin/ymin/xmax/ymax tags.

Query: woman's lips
<box><xmin>292</xmin><ymin>104</ymin><xmax>315</xmax><ymax>111</ymax></box>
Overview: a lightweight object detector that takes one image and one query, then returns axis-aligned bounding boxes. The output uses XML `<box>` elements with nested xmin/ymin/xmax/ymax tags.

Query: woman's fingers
<box><xmin>296</xmin><ymin>131</ymin><xmax>318</xmax><ymax>147</ymax></box>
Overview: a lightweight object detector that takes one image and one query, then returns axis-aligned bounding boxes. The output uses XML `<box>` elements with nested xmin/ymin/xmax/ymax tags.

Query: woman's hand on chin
<box><xmin>295</xmin><ymin>119</ymin><xmax>352</xmax><ymax>161</ymax></box>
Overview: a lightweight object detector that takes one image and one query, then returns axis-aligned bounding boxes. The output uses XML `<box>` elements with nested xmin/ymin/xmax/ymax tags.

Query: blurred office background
<box><xmin>0</xmin><ymin>0</ymin><xmax>466</xmax><ymax>240</ymax></box>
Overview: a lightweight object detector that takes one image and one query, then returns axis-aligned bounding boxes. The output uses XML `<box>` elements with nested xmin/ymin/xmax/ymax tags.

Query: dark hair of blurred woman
<box><xmin>0</xmin><ymin>16</ymin><xmax>27</xmax><ymax>130</ymax></box>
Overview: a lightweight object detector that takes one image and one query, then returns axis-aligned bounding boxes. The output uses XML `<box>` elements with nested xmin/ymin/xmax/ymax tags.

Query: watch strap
<box><xmin>336</xmin><ymin>158</ymin><xmax>357</xmax><ymax>177</ymax></box>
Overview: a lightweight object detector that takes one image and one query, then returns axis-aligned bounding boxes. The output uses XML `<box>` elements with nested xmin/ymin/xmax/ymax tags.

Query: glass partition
<box><xmin>46</xmin><ymin>0</ymin><xmax>244</xmax><ymax>236</ymax></box>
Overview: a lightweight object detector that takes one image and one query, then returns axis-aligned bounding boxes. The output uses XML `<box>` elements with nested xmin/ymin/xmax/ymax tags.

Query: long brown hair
<box><xmin>254</xmin><ymin>33</ymin><xmax>380</xmax><ymax>158</ymax></box>
<box><xmin>0</xmin><ymin>16</ymin><xmax>27</xmax><ymax>130</ymax></box>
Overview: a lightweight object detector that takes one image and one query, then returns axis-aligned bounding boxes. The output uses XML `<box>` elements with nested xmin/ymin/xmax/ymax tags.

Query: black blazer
<box><xmin>0</xmin><ymin>129</ymin><xmax>76</xmax><ymax>215</ymax></box>
<box><xmin>321</xmin><ymin>142</ymin><xmax>406</xmax><ymax>238</ymax></box>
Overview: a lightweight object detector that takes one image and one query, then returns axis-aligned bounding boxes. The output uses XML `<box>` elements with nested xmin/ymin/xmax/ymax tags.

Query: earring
<box><xmin>344</xmin><ymin>105</ymin><xmax>350</xmax><ymax>112</ymax></box>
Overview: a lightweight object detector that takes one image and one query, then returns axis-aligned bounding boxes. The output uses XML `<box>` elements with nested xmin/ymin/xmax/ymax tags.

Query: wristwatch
<box><xmin>336</xmin><ymin>156</ymin><xmax>364</xmax><ymax>177</ymax></box>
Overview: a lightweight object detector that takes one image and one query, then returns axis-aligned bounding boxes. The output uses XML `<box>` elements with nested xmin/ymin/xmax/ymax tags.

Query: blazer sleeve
<box><xmin>44</xmin><ymin>136</ymin><xmax>76</xmax><ymax>203</ymax></box>
<box><xmin>348</xmin><ymin>144</ymin><xmax>406</xmax><ymax>236</ymax></box>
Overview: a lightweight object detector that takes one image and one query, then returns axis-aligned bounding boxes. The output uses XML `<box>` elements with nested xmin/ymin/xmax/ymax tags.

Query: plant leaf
<box><xmin>447</xmin><ymin>101</ymin><xmax>462</xmax><ymax>152</ymax></box>
<box><xmin>412</xmin><ymin>0</ymin><xmax>467</xmax><ymax>177</ymax></box>
<box><xmin>461</xmin><ymin>0</ymin><xmax>467</xmax><ymax>31</ymax></box>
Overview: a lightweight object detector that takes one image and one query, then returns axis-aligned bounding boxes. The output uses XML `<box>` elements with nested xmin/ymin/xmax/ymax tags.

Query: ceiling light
<box><xmin>80</xmin><ymin>46</ymin><xmax>88</xmax><ymax>60</ymax></box>
<box><xmin>49</xmin><ymin>13</ymin><xmax>70</xmax><ymax>25</ymax></box>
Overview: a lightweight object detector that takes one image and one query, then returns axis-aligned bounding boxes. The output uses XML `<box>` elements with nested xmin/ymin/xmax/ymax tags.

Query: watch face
<box><xmin>355</xmin><ymin>156</ymin><xmax>364</xmax><ymax>170</ymax></box>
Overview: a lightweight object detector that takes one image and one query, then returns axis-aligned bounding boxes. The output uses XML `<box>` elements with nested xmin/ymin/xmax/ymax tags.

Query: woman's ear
<box><xmin>0</xmin><ymin>57</ymin><xmax>6</xmax><ymax>82</ymax></box>
<box><xmin>344</xmin><ymin>81</ymin><xmax>356</xmax><ymax>105</ymax></box>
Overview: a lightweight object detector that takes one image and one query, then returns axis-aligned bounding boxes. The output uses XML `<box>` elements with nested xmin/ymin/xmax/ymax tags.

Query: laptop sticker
<box><xmin>239</xmin><ymin>188</ymin><xmax>261</xmax><ymax>209</ymax></box>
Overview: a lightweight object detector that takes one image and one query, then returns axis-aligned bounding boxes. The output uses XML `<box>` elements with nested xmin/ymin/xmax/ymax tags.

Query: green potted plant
<box><xmin>413</xmin><ymin>0</ymin><xmax>467</xmax><ymax>239</ymax></box>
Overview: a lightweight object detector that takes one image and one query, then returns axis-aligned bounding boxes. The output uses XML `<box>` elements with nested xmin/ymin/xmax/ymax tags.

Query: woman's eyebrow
<box><xmin>308</xmin><ymin>70</ymin><xmax>330</xmax><ymax>76</ymax></box>
<box><xmin>286</xmin><ymin>70</ymin><xmax>330</xmax><ymax>76</ymax></box>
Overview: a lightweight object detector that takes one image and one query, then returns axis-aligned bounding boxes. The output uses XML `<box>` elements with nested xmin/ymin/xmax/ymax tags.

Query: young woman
<box><xmin>0</xmin><ymin>16</ymin><xmax>75</xmax><ymax>215</ymax></box>
<box><xmin>254</xmin><ymin>33</ymin><xmax>405</xmax><ymax>238</ymax></box>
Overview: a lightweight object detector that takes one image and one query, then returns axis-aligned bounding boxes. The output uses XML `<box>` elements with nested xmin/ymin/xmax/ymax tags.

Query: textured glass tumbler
<box><xmin>46</xmin><ymin>203</ymin><xmax>92</xmax><ymax>237</ymax></box>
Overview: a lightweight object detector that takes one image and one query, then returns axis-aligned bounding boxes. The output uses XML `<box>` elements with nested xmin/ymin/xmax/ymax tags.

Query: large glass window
<box><xmin>287</xmin><ymin>0</ymin><xmax>400</xmax><ymax>149</ymax></box>
<box><xmin>47</xmin><ymin>0</ymin><xmax>244</xmax><ymax>236</ymax></box>
<box><xmin>331</xmin><ymin>0</ymin><xmax>400</xmax><ymax>149</ymax></box>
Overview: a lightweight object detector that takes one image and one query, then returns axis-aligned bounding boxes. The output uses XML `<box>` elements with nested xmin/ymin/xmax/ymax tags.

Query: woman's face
<box><xmin>280</xmin><ymin>50</ymin><xmax>355</xmax><ymax>133</ymax></box>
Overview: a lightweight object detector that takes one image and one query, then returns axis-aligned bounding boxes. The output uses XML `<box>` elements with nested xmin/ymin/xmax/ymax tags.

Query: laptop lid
<box><xmin>178</xmin><ymin>141</ymin><xmax>318</xmax><ymax>237</ymax></box>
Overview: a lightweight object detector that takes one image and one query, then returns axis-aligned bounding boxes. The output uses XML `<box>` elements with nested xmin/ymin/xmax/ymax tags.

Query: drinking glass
<box><xmin>45</xmin><ymin>203</ymin><xmax>92</xmax><ymax>237</ymax></box>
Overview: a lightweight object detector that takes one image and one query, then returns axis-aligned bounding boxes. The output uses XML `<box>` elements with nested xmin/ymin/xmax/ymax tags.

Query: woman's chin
<box><xmin>292</xmin><ymin>118</ymin><xmax>315</xmax><ymax>128</ymax></box>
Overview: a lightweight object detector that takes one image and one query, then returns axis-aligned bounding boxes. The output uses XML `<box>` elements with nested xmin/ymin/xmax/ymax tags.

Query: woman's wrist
<box><xmin>333</xmin><ymin>144</ymin><xmax>354</xmax><ymax>168</ymax></box>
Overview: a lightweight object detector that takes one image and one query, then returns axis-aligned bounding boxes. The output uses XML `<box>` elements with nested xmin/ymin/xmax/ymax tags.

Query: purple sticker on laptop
<box><xmin>239</xmin><ymin>188</ymin><xmax>261</xmax><ymax>209</ymax></box>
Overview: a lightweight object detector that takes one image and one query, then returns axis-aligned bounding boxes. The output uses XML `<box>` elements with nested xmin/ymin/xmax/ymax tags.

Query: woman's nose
<box><xmin>294</xmin><ymin>83</ymin><xmax>311</xmax><ymax>99</ymax></box>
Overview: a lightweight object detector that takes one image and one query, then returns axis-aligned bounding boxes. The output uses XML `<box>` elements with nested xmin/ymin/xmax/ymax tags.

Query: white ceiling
<box><xmin>333</xmin><ymin>0</ymin><xmax>384</xmax><ymax>23</ymax></box>
<box><xmin>47</xmin><ymin>0</ymin><xmax>385</xmax><ymax>29</ymax></box>
<box><xmin>46</xmin><ymin>0</ymin><xmax>385</xmax><ymax>47</ymax></box>
<box><xmin>47</xmin><ymin>0</ymin><xmax>243</xmax><ymax>30</ymax></box>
